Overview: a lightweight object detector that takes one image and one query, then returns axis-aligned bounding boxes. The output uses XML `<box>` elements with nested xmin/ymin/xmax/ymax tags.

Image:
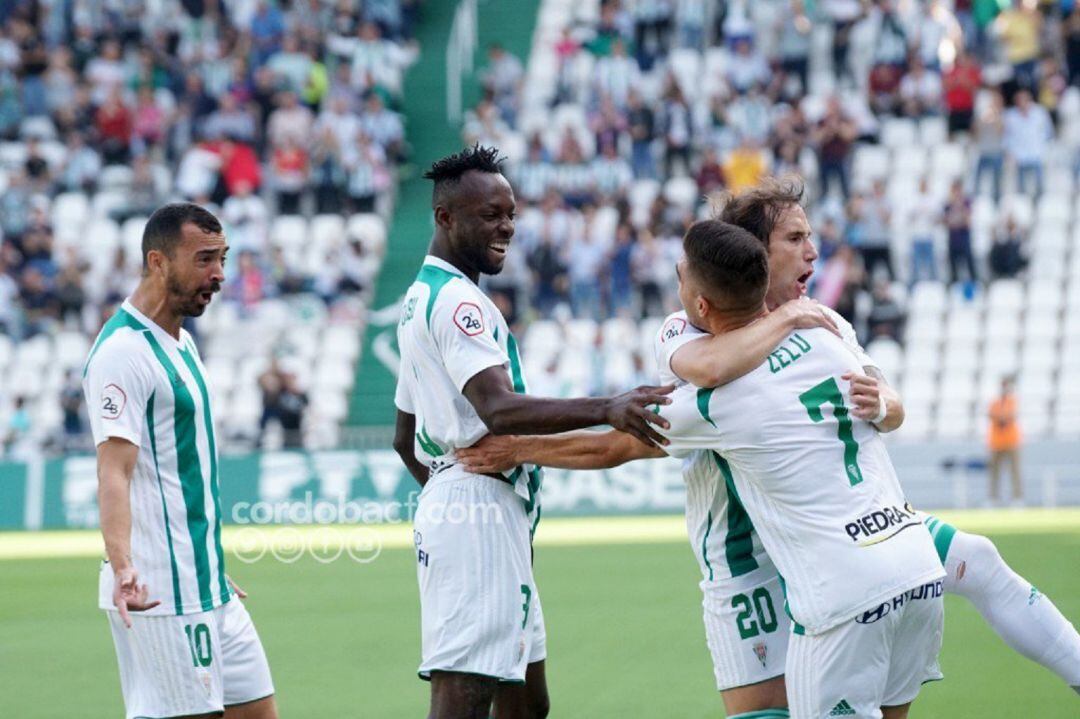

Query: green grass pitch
<box><xmin>4</xmin><ymin>530</ymin><xmax>1078</xmax><ymax>717</ymax></box>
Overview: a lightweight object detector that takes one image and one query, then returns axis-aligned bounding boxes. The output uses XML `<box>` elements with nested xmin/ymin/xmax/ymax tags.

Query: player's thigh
<box><xmin>720</xmin><ymin>676</ymin><xmax>787</xmax><ymax>717</ymax></box>
<box><xmin>880</xmin><ymin>704</ymin><xmax>910</xmax><ymax>719</ymax></box>
<box><xmin>785</xmin><ymin>610</ymin><xmax>896</xmax><ymax>719</ymax></box>
<box><xmin>218</xmin><ymin>600</ymin><xmax>275</xmax><ymax>714</ymax></box>
<box><xmin>108</xmin><ymin>610</ymin><xmax>225</xmax><ymax>719</ymax></box>
<box><xmin>882</xmin><ymin>580</ymin><xmax>944</xmax><ymax>709</ymax></box>
<box><xmin>492</xmin><ymin>660</ymin><xmax>549</xmax><ymax>719</ymax></box>
<box><xmin>703</xmin><ymin>572</ymin><xmax>789</xmax><ymax>698</ymax></box>
<box><xmin>429</xmin><ymin>671</ymin><xmax>499</xmax><ymax>719</ymax></box>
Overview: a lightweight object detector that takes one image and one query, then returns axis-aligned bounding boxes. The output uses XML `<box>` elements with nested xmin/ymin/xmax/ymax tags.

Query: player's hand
<box><xmin>775</xmin><ymin>297</ymin><xmax>841</xmax><ymax>337</ymax></box>
<box><xmin>112</xmin><ymin>566</ymin><xmax>160</xmax><ymax>628</ymax></box>
<box><xmin>226</xmin><ymin>574</ymin><xmax>248</xmax><ymax>599</ymax></box>
<box><xmin>458</xmin><ymin>434</ymin><xmax>521</xmax><ymax>474</ymax></box>
<box><xmin>605</xmin><ymin>385</ymin><xmax>674</xmax><ymax>448</ymax></box>
<box><xmin>843</xmin><ymin>372</ymin><xmax>883</xmax><ymax>421</ymax></box>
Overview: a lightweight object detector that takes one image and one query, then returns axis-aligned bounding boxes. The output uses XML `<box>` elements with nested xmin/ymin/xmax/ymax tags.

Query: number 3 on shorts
<box><xmin>184</xmin><ymin>623</ymin><xmax>213</xmax><ymax>668</ymax></box>
<box><xmin>520</xmin><ymin>585</ymin><xmax>532</xmax><ymax>629</ymax></box>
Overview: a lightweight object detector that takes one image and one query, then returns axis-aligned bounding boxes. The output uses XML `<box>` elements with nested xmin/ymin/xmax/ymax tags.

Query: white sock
<box><xmin>944</xmin><ymin>530</ymin><xmax>1080</xmax><ymax>687</ymax></box>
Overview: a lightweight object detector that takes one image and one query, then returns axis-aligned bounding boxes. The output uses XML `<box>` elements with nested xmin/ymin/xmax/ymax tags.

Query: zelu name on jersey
<box><xmin>766</xmin><ymin>333</ymin><xmax>813</xmax><ymax>374</ymax></box>
<box><xmin>844</xmin><ymin>502</ymin><xmax>921</xmax><ymax>544</ymax></box>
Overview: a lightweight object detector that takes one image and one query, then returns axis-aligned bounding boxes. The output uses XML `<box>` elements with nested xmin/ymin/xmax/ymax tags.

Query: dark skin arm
<box><xmin>393</xmin><ymin>410</ymin><xmax>430</xmax><ymax>487</ymax></box>
<box><xmin>458</xmin><ymin>429</ymin><xmax>664</xmax><ymax>474</ymax></box>
<box><xmin>462</xmin><ymin>365</ymin><xmax>674</xmax><ymax>447</ymax></box>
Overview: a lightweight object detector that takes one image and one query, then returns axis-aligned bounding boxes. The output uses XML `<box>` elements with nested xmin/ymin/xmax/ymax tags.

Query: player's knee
<box><xmin>959</xmin><ymin>532</ymin><xmax>1003</xmax><ymax>573</ymax></box>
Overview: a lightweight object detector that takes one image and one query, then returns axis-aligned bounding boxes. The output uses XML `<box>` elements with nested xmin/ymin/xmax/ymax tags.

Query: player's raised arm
<box><xmin>97</xmin><ymin>437</ymin><xmax>160</xmax><ymax>626</ymax></box>
<box><xmin>459</xmin><ymin>429</ymin><xmax>664</xmax><ymax>474</ymax></box>
<box><xmin>670</xmin><ymin>298</ymin><xmax>839</xmax><ymax>388</ymax></box>
<box><xmin>393</xmin><ymin>409</ymin><xmax>431</xmax><ymax>486</ymax></box>
<box><xmin>462</xmin><ymin>366</ymin><xmax>673</xmax><ymax>447</ymax></box>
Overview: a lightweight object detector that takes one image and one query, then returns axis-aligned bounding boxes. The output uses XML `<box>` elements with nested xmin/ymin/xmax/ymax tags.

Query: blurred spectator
<box><xmin>340</xmin><ymin>238</ymin><xmax>379</xmax><ymax>295</ymax></box>
<box><xmin>627</xmin><ymin>89</ymin><xmax>657</xmax><ymax>178</ymax></box>
<box><xmin>823</xmin><ymin>0</ymin><xmax>863</xmax><ymax>87</ymax></box>
<box><xmin>18</xmin><ymin>266</ymin><xmax>58</xmax><ymax>337</ymax></box>
<box><xmin>258</xmin><ymin>359</ymin><xmax>308</xmax><ymax>449</ymax></box>
<box><xmin>695</xmin><ymin>146</ymin><xmax>726</xmax><ymax>195</ymax></box>
<box><xmin>858</xmin><ymin>179</ymin><xmax>895</xmax><ymax>281</ymax></box>
<box><xmin>54</xmin><ymin>254</ymin><xmax>87</xmax><ymax>326</ymax></box>
<box><xmin>59</xmin><ymin>370</ymin><xmax>84</xmax><ymax>452</ymax></box>
<box><xmin>973</xmin><ymin>89</ymin><xmax>1005</xmax><ymax>201</ymax></box>
<box><xmin>310</xmin><ymin>128</ymin><xmax>348</xmax><ymax>214</ymax></box>
<box><xmin>943</xmin><ymin>179</ymin><xmax>978</xmax><ymax>284</ymax></box>
<box><xmin>482</xmin><ymin>43</ymin><xmax>524</xmax><ymax>124</ymax></box>
<box><xmin>592</xmin><ymin>141</ymin><xmax>634</xmax><ymax>201</ymax></box>
<box><xmin>594</xmin><ymin>38</ymin><xmax>640</xmax><ymax>109</ymax></box>
<box><xmin>3</xmin><ymin>396</ymin><xmax>33</xmax><ymax>460</ymax></box>
<box><xmin>995</xmin><ymin>0</ymin><xmax>1042</xmax><ymax>89</ymax></box>
<box><xmin>1066</xmin><ymin>3</ymin><xmax>1080</xmax><ymax>86</ymax></box>
<box><xmin>95</xmin><ymin>88</ymin><xmax>132</xmax><ymax>164</ymax></box>
<box><xmin>1003</xmin><ymin>89</ymin><xmax>1052</xmax><ymax>198</ymax></box>
<box><xmin>907</xmin><ymin>176</ymin><xmax>940</xmax><ymax>284</ymax></box>
<box><xmin>631</xmin><ymin>228</ymin><xmax>670</xmax><ymax>318</ymax></box>
<box><xmin>722</xmin><ymin>137</ymin><xmax>766</xmax><ymax>193</ymax></box>
<box><xmin>814</xmin><ymin>96</ymin><xmax>857</xmax><ymax>200</ymax></box>
<box><xmin>1035</xmin><ymin>55</ymin><xmax>1066</xmax><ymax>123</ymax></box>
<box><xmin>344</xmin><ymin>131</ymin><xmax>390</xmax><ymax>213</ymax></box>
<box><xmin>727</xmin><ymin>37</ymin><xmax>771</xmax><ymax>95</ymax></box>
<box><xmin>23</xmin><ymin>136</ymin><xmax>51</xmax><ymax>193</ymax></box>
<box><xmin>987</xmin><ymin>375</ymin><xmax>1023</xmax><ymax>505</ymax></box>
<box><xmin>866</xmin><ymin>279</ymin><xmax>905</xmax><ymax>341</ymax></box>
<box><xmin>776</xmin><ymin>0</ymin><xmax>812</xmax><ymax>99</ymax></box>
<box><xmin>271</xmin><ymin>137</ymin><xmax>308</xmax><ymax>214</ymax></box>
<box><xmin>943</xmin><ymin>49</ymin><xmax>982</xmax><ymax>134</ymax></box>
<box><xmin>359</xmin><ymin>92</ymin><xmax>404</xmax><ymax>163</ymax></box>
<box><xmin>203</xmin><ymin>93</ymin><xmax>257</xmax><ymax>144</ymax></box>
<box><xmin>112</xmin><ymin>157</ymin><xmax>165</xmax><ymax>224</ymax></box>
<box><xmin>899</xmin><ymin>56</ymin><xmax>943</xmax><ymax>118</ymax></box>
<box><xmin>222</xmin><ymin>182</ymin><xmax>270</xmax><ymax>253</ymax></box>
<box><xmin>989</xmin><ymin>214</ymin><xmax>1029</xmax><ymax>279</ymax></box>
<box><xmin>216</xmin><ymin>137</ymin><xmax>263</xmax><ymax>200</ymax></box>
<box><xmin>267</xmin><ymin>90</ymin><xmax>314</xmax><ymax>149</ymax></box>
<box><xmin>229</xmin><ymin>250</ymin><xmax>268</xmax><ymax>313</ymax></box>
<box><xmin>60</xmin><ymin>131</ymin><xmax>101</xmax><ymax>193</ymax></box>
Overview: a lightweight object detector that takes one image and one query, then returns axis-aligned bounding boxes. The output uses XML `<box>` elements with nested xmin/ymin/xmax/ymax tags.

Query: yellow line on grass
<box><xmin>1</xmin><ymin>509</ymin><xmax>1078</xmax><ymax>560</ymax></box>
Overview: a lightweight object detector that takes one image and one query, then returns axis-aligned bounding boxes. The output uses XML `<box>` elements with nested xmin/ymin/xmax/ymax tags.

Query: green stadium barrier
<box><xmin>0</xmin><ymin>451</ymin><xmax>687</xmax><ymax>530</ymax></box>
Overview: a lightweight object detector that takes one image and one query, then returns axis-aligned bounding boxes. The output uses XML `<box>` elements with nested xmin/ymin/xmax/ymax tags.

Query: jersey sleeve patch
<box><xmin>453</xmin><ymin>302</ymin><xmax>485</xmax><ymax>336</ymax></box>
<box><xmin>660</xmin><ymin>317</ymin><xmax>687</xmax><ymax>343</ymax></box>
<box><xmin>100</xmin><ymin>383</ymin><xmax>127</xmax><ymax>420</ymax></box>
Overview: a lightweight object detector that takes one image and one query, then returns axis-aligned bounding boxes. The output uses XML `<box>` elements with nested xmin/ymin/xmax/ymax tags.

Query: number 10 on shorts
<box><xmin>184</xmin><ymin>623</ymin><xmax>213</xmax><ymax>667</ymax></box>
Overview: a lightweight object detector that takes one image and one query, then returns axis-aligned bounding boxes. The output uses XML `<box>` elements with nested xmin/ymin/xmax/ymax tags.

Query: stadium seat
<box><xmin>881</xmin><ymin>118</ymin><xmax>918</xmax><ymax>149</ymax></box>
<box><xmin>99</xmin><ymin>165</ymin><xmax>134</xmax><ymax>190</ymax></box>
<box><xmin>270</xmin><ymin>215</ymin><xmax>308</xmax><ymax>255</ymax></box>
<box><xmin>54</xmin><ymin>332</ymin><xmax>89</xmax><ymax>371</ymax></box>
<box><xmin>347</xmin><ymin>214</ymin><xmax>387</xmax><ymax>257</ymax></box>
<box><xmin>935</xmin><ymin>405</ymin><xmax>974</xmax><ymax>440</ymax></box>
<box><xmin>918</xmin><ymin>116</ymin><xmax>949</xmax><ymax>146</ymax></box>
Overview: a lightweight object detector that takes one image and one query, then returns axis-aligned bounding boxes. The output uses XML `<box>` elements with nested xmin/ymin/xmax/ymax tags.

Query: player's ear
<box><xmin>434</xmin><ymin>205</ymin><xmax>453</xmax><ymax>231</ymax></box>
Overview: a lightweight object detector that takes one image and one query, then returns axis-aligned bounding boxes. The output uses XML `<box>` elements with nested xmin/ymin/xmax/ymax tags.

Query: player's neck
<box><xmin>706</xmin><ymin>304</ymin><xmax>769</xmax><ymax>336</ymax></box>
<box><xmin>428</xmin><ymin>238</ymin><xmax>480</xmax><ymax>284</ymax></box>
<box><xmin>129</xmin><ymin>283</ymin><xmax>184</xmax><ymax>340</ymax></box>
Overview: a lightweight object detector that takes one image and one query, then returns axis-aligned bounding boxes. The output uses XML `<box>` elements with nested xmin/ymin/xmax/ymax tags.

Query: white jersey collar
<box><xmin>121</xmin><ymin>298</ymin><xmax>187</xmax><ymax>349</ymax></box>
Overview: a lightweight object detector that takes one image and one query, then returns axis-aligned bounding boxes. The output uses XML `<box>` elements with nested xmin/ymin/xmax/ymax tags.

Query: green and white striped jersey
<box><xmin>395</xmin><ymin>256</ymin><xmax>542</xmax><ymax>519</ymax></box>
<box><xmin>83</xmin><ymin>300</ymin><xmax>231</xmax><ymax>616</ymax></box>
<box><xmin>656</xmin><ymin>327</ymin><xmax>944</xmax><ymax>635</ymax></box>
<box><xmin>653</xmin><ymin>308</ymin><xmax>875</xmax><ymax>586</ymax></box>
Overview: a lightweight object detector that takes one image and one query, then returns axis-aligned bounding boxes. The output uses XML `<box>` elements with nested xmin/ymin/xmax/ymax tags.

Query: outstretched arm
<box><xmin>462</xmin><ymin>366</ymin><xmax>673</xmax><ymax>447</ymax></box>
<box><xmin>458</xmin><ymin>430</ymin><xmax>664</xmax><ymax>474</ymax></box>
<box><xmin>670</xmin><ymin>299</ymin><xmax>840</xmax><ymax>388</ymax></box>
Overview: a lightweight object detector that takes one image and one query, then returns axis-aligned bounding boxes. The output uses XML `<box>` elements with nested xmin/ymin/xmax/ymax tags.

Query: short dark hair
<box><xmin>424</xmin><ymin>144</ymin><xmax>505</xmax><ymax>208</ymax></box>
<box><xmin>141</xmin><ymin>203</ymin><xmax>223</xmax><ymax>269</ymax></box>
<box><xmin>711</xmin><ymin>175</ymin><xmax>805</xmax><ymax>247</ymax></box>
<box><xmin>683</xmin><ymin>220</ymin><xmax>769</xmax><ymax>312</ymax></box>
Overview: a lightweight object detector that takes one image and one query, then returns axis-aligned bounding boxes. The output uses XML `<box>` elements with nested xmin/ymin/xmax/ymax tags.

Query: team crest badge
<box><xmin>753</xmin><ymin>642</ymin><xmax>768</xmax><ymax>668</ymax></box>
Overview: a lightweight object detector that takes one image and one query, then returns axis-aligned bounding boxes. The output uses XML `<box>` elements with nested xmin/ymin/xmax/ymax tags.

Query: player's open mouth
<box><xmin>198</xmin><ymin>291</ymin><xmax>214</xmax><ymax>304</ymax></box>
<box><xmin>796</xmin><ymin>270</ymin><xmax>813</xmax><ymax>294</ymax></box>
<box><xmin>489</xmin><ymin>242</ymin><xmax>509</xmax><ymax>257</ymax></box>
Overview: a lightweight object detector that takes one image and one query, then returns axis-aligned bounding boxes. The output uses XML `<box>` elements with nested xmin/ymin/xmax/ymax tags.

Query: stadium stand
<box><xmin>451</xmin><ymin>0</ymin><xmax>1080</xmax><ymax>445</ymax></box>
<box><xmin>0</xmin><ymin>1</ymin><xmax>417</xmax><ymax>457</ymax></box>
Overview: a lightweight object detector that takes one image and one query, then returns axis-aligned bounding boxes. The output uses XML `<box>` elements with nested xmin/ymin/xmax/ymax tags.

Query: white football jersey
<box><xmin>395</xmin><ymin>256</ymin><xmax>541</xmax><ymax>515</ymax></box>
<box><xmin>656</xmin><ymin>327</ymin><xmax>943</xmax><ymax>635</ymax></box>
<box><xmin>651</xmin><ymin>308</ymin><xmax>878</xmax><ymax>587</ymax></box>
<box><xmin>83</xmin><ymin>300</ymin><xmax>231</xmax><ymax>616</ymax></box>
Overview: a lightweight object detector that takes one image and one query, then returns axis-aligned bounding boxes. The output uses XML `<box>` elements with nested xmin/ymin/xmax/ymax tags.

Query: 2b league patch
<box><xmin>101</xmin><ymin>384</ymin><xmax>127</xmax><ymax>419</ymax></box>
<box><xmin>660</xmin><ymin>316</ymin><xmax>687</xmax><ymax>342</ymax></box>
<box><xmin>453</xmin><ymin>302</ymin><xmax>485</xmax><ymax>336</ymax></box>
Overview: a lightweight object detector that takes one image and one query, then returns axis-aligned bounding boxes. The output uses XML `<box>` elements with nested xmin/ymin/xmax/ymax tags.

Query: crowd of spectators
<box><xmin>474</xmin><ymin>0</ymin><xmax>1080</xmax><ymax>350</ymax></box>
<box><xmin>0</xmin><ymin>0</ymin><xmax>418</xmax><ymax>346</ymax></box>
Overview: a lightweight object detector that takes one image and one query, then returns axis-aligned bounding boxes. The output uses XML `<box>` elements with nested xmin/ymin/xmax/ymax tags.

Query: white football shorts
<box><xmin>702</xmin><ymin>567</ymin><xmax>790</xmax><ymax>691</ymax></box>
<box><xmin>785</xmin><ymin>578</ymin><xmax>944</xmax><ymax>718</ymax></box>
<box><xmin>107</xmin><ymin>597</ymin><xmax>274</xmax><ymax>719</ymax></box>
<box><xmin>415</xmin><ymin>473</ymin><xmax>546</xmax><ymax>684</ymax></box>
